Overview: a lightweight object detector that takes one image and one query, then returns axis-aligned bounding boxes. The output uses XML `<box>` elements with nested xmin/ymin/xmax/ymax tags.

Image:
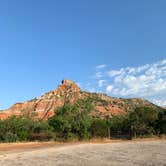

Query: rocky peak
<box><xmin>61</xmin><ymin>79</ymin><xmax>75</xmax><ymax>86</ymax></box>
<box><xmin>55</xmin><ymin>80</ymin><xmax>81</xmax><ymax>95</ymax></box>
<box><xmin>38</xmin><ymin>80</ymin><xmax>81</xmax><ymax>101</ymax></box>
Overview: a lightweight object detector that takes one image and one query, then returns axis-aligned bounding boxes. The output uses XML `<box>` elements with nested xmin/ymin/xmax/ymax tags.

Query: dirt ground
<box><xmin>0</xmin><ymin>139</ymin><xmax>165</xmax><ymax>166</ymax></box>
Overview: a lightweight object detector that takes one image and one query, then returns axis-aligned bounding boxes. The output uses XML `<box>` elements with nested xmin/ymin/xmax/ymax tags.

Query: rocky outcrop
<box><xmin>0</xmin><ymin>80</ymin><xmax>162</xmax><ymax>120</ymax></box>
<box><xmin>0</xmin><ymin>80</ymin><xmax>83</xmax><ymax>120</ymax></box>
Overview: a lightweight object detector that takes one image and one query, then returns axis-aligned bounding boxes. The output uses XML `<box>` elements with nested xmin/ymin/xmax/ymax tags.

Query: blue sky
<box><xmin>0</xmin><ymin>0</ymin><xmax>166</xmax><ymax>109</ymax></box>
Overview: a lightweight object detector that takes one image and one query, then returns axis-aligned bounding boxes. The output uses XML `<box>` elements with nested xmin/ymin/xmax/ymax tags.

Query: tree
<box><xmin>154</xmin><ymin>109</ymin><xmax>166</xmax><ymax>135</ymax></box>
<box><xmin>49</xmin><ymin>99</ymin><xmax>94</xmax><ymax>140</ymax></box>
<box><xmin>90</xmin><ymin>119</ymin><xmax>108</xmax><ymax>138</ymax></box>
<box><xmin>129</xmin><ymin>107</ymin><xmax>158</xmax><ymax>137</ymax></box>
<box><xmin>0</xmin><ymin>116</ymin><xmax>54</xmax><ymax>142</ymax></box>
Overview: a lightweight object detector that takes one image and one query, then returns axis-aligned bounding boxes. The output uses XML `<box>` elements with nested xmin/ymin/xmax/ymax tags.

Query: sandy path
<box><xmin>0</xmin><ymin>140</ymin><xmax>165</xmax><ymax>166</ymax></box>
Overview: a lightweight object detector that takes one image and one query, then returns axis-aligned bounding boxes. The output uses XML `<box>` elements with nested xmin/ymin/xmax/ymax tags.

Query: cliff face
<box><xmin>0</xmin><ymin>80</ymin><xmax>161</xmax><ymax>120</ymax></box>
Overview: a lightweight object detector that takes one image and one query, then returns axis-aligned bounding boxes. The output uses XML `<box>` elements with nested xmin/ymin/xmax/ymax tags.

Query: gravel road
<box><xmin>0</xmin><ymin>140</ymin><xmax>165</xmax><ymax>166</ymax></box>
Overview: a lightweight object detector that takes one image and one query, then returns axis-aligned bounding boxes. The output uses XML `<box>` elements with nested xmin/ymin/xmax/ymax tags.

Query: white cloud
<box><xmin>108</xmin><ymin>68</ymin><xmax>125</xmax><ymax>77</ymax></box>
<box><xmin>109</xmin><ymin>60</ymin><xmax>166</xmax><ymax>98</ymax></box>
<box><xmin>96</xmin><ymin>64</ymin><xmax>107</xmax><ymax>69</ymax></box>
<box><xmin>151</xmin><ymin>99</ymin><xmax>166</xmax><ymax>107</ymax></box>
<box><xmin>106</xmin><ymin>85</ymin><xmax>113</xmax><ymax>92</ymax></box>
<box><xmin>98</xmin><ymin>80</ymin><xmax>106</xmax><ymax>87</ymax></box>
<box><xmin>95</xmin><ymin>72</ymin><xmax>103</xmax><ymax>78</ymax></box>
<box><xmin>91</xmin><ymin>59</ymin><xmax>166</xmax><ymax>106</ymax></box>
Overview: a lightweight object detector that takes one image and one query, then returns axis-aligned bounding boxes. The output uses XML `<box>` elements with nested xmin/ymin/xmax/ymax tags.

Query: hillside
<box><xmin>0</xmin><ymin>80</ymin><xmax>162</xmax><ymax>120</ymax></box>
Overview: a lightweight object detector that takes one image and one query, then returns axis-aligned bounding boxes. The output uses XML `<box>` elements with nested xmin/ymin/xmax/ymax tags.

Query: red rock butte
<box><xmin>0</xmin><ymin>79</ymin><xmax>160</xmax><ymax>120</ymax></box>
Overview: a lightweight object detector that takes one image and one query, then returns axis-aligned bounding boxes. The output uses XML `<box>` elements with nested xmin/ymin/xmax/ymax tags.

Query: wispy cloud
<box><xmin>95</xmin><ymin>72</ymin><xmax>103</xmax><ymax>78</ymax></box>
<box><xmin>106</xmin><ymin>85</ymin><xmax>114</xmax><ymax>92</ymax></box>
<box><xmin>98</xmin><ymin>80</ymin><xmax>106</xmax><ymax>87</ymax></box>
<box><xmin>96</xmin><ymin>64</ymin><xmax>107</xmax><ymax>69</ymax></box>
<box><xmin>151</xmin><ymin>99</ymin><xmax>166</xmax><ymax>107</ymax></box>
<box><xmin>91</xmin><ymin>59</ymin><xmax>166</xmax><ymax>106</ymax></box>
<box><xmin>109</xmin><ymin>59</ymin><xmax>166</xmax><ymax>97</ymax></box>
<box><xmin>108</xmin><ymin>68</ymin><xmax>125</xmax><ymax>77</ymax></box>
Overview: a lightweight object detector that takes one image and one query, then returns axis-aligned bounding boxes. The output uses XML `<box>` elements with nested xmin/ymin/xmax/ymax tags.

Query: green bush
<box><xmin>49</xmin><ymin>99</ymin><xmax>93</xmax><ymax>140</ymax></box>
<box><xmin>107</xmin><ymin>107</ymin><xmax>165</xmax><ymax>139</ymax></box>
<box><xmin>154</xmin><ymin>109</ymin><xmax>166</xmax><ymax>134</ymax></box>
<box><xmin>0</xmin><ymin>116</ymin><xmax>53</xmax><ymax>142</ymax></box>
<box><xmin>0</xmin><ymin>105</ymin><xmax>165</xmax><ymax>142</ymax></box>
<box><xmin>3</xmin><ymin>132</ymin><xmax>18</xmax><ymax>142</ymax></box>
<box><xmin>29</xmin><ymin>133</ymin><xmax>53</xmax><ymax>141</ymax></box>
<box><xmin>90</xmin><ymin>119</ymin><xmax>108</xmax><ymax>138</ymax></box>
<box><xmin>129</xmin><ymin>107</ymin><xmax>159</xmax><ymax>137</ymax></box>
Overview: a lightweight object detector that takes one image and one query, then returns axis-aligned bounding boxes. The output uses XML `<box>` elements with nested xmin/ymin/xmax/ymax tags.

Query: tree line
<box><xmin>0</xmin><ymin>99</ymin><xmax>165</xmax><ymax>142</ymax></box>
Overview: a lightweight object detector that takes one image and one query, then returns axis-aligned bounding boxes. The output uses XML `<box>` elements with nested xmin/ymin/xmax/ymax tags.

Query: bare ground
<box><xmin>0</xmin><ymin>139</ymin><xmax>165</xmax><ymax>166</ymax></box>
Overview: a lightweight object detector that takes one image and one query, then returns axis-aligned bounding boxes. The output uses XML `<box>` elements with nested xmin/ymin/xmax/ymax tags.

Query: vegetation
<box><xmin>49</xmin><ymin>99</ymin><xmax>93</xmax><ymax>141</ymax></box>
<box><xmin>0</xmin><ymin>116</ymin><xmax>54</xmax><ymax>142</ymax></box>
<box><xmin>0</xmin><ymin>100</ymin><xmax>165</xmax><ymax>142</ymax></box>
<box><xmin>90</xmin><ymin>119</ymin><xmax>108</xmax><ymax>138</ymax></box>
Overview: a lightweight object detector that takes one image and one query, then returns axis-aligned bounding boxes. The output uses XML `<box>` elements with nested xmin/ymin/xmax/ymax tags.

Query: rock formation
<box><xmin>0</xmin><ymin>80</ymin><xmax>162</xmax><ymax>120</ymax></box>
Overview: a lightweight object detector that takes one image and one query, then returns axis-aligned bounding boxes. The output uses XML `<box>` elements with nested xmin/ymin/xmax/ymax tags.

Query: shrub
<box><xmin>129</xmin><ymin>107</ymin><xmax>159</xmax><ymax>137</ymax></box>
<box><xmin>3</xmin><ymin>132</ymin><xmax>18</xmax><ymax>142</ymax></box>
<box><xmin>49</xmin><ymin>99</ymin><xmax>94</xmax><ymax>140</ymax></box>
<box><xmin>90</xmin><ymin>119</ymin><xmax>108</xmax><ymax>138</ymax></box>
<box><xmin>0</xmin><ymin>105</ymin><xmax>165</xmax><ymax>142</ymax></box>
<box><xmin>0</xmin><ymin>116</ymin><xmax>53</xmax><ymax>142</ymax></box>
<box><xmin>29</xmin><ymin>133</ymin><xmax>53</xmax><ymax>141</ymax></box>
<box><xmin>154</xmin><ymin>109</ymin><xmax>166</xmax><ymax>134</ymax></box>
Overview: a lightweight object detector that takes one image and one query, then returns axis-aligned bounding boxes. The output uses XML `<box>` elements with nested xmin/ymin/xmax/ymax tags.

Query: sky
<box><xmin>0</xmin><ymin>0</ymin><xmax>166</xmax><ymax>109</ymax></box>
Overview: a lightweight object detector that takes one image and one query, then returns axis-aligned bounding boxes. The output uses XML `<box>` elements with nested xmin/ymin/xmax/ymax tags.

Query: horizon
<box><xmin>0</xmin><ymin>0</ymin><xmax>166</xmax><ymax>109</ymax></box>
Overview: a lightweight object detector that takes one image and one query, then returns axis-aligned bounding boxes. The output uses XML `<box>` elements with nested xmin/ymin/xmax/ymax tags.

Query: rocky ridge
<box><xmin>0</xmin><ymin>80</ymin><xmax>162</xmax><ymax>120</ymax></box>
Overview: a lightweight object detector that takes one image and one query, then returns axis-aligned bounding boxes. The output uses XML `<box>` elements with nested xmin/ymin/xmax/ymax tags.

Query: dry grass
<box><xmin>0</xmin><ymin>136</ymin><xmax>165</xmax><ymax>152</ymax></box>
